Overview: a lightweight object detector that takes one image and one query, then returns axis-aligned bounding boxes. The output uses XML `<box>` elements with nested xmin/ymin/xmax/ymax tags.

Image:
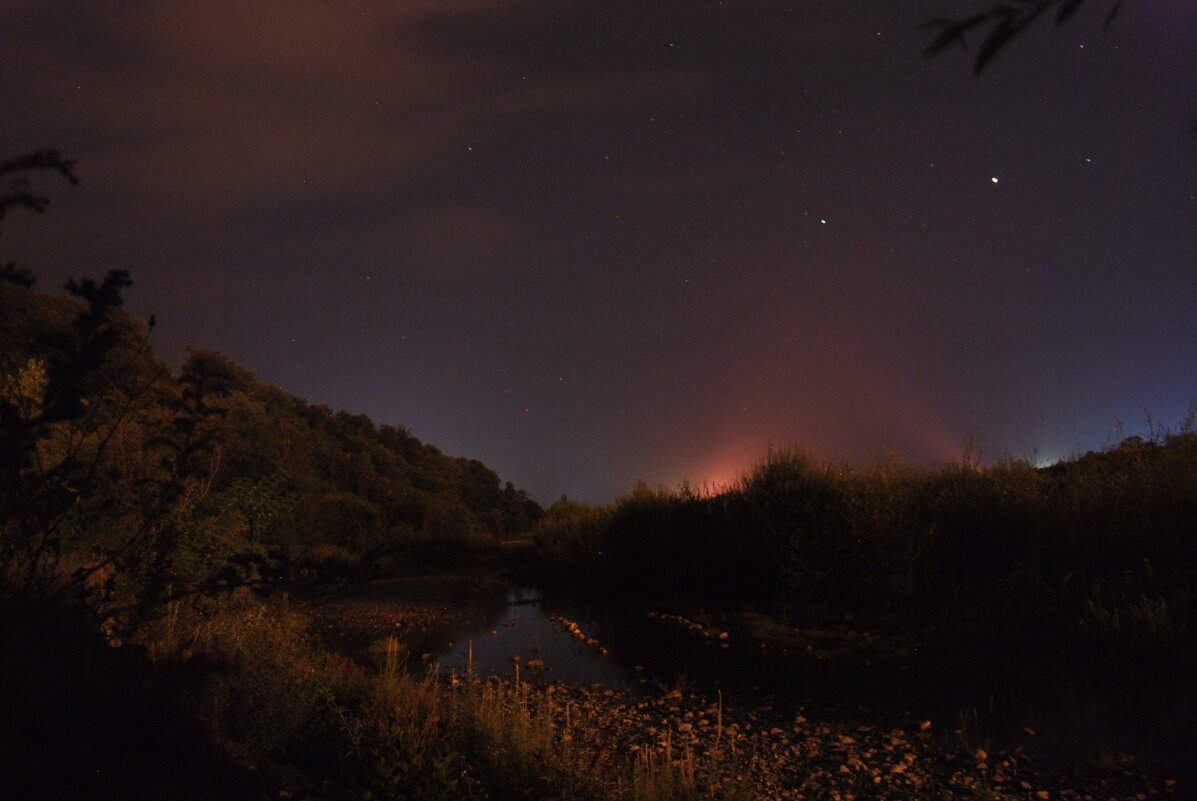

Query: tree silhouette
<box><xmin>925</xmin><ymin>0</ymin><xmax>1125</xmax><ymax>74</ymax></box>
<box><xmin>0</xmin><ymin>150</ymin><xmax>78</xmax><ymax>288</ymax></box>
<box><xmin>0</xmin><ymin>152</ymin><xmax>165</xmax><ymax>621</ymax></box>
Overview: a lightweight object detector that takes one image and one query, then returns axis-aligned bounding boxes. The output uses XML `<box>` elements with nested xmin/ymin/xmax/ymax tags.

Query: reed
<box><xmin>532</xmin><ymin>427</ymin><xmax>1197</xmax><ymax>654</ymax></box>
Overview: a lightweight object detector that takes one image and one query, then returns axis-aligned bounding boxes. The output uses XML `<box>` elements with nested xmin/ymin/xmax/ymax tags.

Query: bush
<box><xmin>532</xmin><ymin>433</ymin><xmax>1197</xmax><ymax>654</ymax></box>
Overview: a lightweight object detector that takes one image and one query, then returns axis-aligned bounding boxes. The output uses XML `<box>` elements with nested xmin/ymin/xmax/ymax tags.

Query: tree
<box><xmin>925</xmin><ymin>0</ymin><xmax>1125</xmax><ymax>74</ymax></box>
<box><xmin>0</xmin><ymin>150</ymin><xmax>78</xmax><ymax>287</ymax></box>
<box><xmin>1</xmin><ymin>151</ymin><xmax>147</xmax><ymax>602</ymax></box>
<box><xmin>0</xmin><ymin>153</ymin><xmax>245</xmax><ymax>636</ymax></box>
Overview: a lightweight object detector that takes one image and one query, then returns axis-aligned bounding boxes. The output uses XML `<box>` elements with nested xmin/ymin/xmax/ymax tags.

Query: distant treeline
<box><xmin>1</xmin><ymin>280</ymin><xmax>542</xmax><ymax>618</ymax></box>
<box><xmin>534</xmin><ymin>434</ymin><xmax>1197</xmax><ymax>653</ymax></box>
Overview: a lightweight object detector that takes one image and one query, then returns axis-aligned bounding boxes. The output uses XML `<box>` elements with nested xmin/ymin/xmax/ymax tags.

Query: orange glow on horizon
<box><xmin>681</xmin><ymin>445</ymin><xmax>760</xmax><ymax>496</ymax></box>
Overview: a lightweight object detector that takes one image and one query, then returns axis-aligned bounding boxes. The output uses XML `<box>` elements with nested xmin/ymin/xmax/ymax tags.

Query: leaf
<box><xmin>975</xmin><ymin>3</ymin><xmax>1050</xmax><ymax>74</ymax></box>
<box><xmin>927</xmin><ymin>0</ymin><xmax>1125</xmax><ymax>74</ymax></box>
<box><xmin>1056</xmin><ymin>0</ymin><xmax>1085</xmax><ymax>24</ymax></box>
<box><xmin>1103</xmin><ymin>0</ymin><xmax>1124</xmax><ymax>31</ymax></box>
<box><xmin>922</xmin><ymin>13</ymin><xmax>1002</xmax><ymax>56</ymax></box>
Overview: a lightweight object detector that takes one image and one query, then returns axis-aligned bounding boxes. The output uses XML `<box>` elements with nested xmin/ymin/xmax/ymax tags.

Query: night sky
<box><xmin>3</xmin><ymin>2</ymin><xmax>1194</xmax><ymax>503</ymax></box>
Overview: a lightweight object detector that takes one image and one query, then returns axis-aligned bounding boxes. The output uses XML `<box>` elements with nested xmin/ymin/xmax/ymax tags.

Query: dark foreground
<box><xmin>293</xmin><ymin>549</ymin><xmax>1186</xmax><ymax>801</ymax></box>
<box><xmin>3</xmin><ymin>564</ymin><xmax>1186</xmax><ymax>800</ymax></box>
<box><xmin>413</xmin><ymin>677</ymin><xmax>1179</xmax><ymax>801</ymax></box>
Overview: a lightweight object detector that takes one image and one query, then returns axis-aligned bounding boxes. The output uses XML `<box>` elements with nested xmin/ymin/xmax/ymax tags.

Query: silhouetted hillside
<box><xmin>1</xmin><ymin>281</ymin><xmax>541</xmax><ymax>592</ymax></box>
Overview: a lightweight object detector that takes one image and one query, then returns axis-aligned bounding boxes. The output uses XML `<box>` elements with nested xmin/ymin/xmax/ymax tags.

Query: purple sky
<box><xmin>3</xmin><ymin>1</ymin><xmax>1195</xmax><ymax>501</ymax></box>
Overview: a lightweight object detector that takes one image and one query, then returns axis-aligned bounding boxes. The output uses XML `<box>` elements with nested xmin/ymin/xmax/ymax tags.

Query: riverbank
<box><xmin>290</xmin><ymin>564</ymin><xmax>1186</xmax><ymax>800</ymax></box>
<box><xmin>532</xmin><ymin>441</ymin><xmax>1197</xmax><ymax>670</ymax></box>
<box><xmin>446</xmin><ymin>676</ymin><xmax>1179</xmax><ymax>801</ymax></box>
<box><xmin>298</xmin><ymin>542</ymin><xmax>530</xmax><ymax>656</ymax></box>
<box><xmin>623</xmin><ymin>601</ymin><xmax>1197</xmax><ymax>792</ymax></box>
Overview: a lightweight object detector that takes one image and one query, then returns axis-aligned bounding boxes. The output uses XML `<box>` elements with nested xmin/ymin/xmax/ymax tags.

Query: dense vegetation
<box><xmin>0</xmin><ymin>278</ymin><xmax>720</xmax><ymax>800</ymax></box>
<box><xmin>1</xmin><ymin>278</ymin><xmax>541</xmax><ymax>621</ymax></box>
<box><xmin>534</xmin><ymin>436</ymin><xmax>1197</xmax><ymax>657</ymax></box>
<box><xmin>0</xmin><ymin>153</ymin><xmax>569</xmax><ymax>799</ymax></box>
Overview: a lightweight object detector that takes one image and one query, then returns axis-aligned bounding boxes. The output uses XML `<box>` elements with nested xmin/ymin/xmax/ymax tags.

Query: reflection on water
<box><xmin>435</xmin><ymin>588</ymin><xmax>640</xmax><ymax>691</ymax></box>
<box><xmin>418</xmin><ymin>583</ymin><xmax>1194</xmax><ymax>787</ymax></box>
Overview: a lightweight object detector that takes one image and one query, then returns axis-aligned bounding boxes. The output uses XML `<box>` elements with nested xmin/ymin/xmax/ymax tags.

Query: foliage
<box><xmin>925</xmin><ymin>0</ymin><xmax>1125</xmax><ymax>74</ymax></box>
<box><xmin>532</xmin><ymin>497</ymin><xmax>611</xmax><ymax>571</ymax></box>
<box><xmin>1079</xmin><ymin>560</ymin><xmax>1195</xmax><ymax>651</ymax></box>
<box><xmin>1</xmin><ymin>181</ymin><xmax>545</xmax><ymax>787</ymax></box>
<box><xmin>1</xmin><ymin>150</ymin><xmax>540</xmax><ymax>642</ymax></box>
<box><xmin>535</xmin><ymin>427</ymin><xmax>1197</xmax><ymax>652</ymax></box>
<box><xmin>0</xmin><ymin>287</ymin><xmax>542</xmax><ymax>615</ymax></box>
<box><xmin>159</xmin><ymin>600</ymin><xmax>747</xmax><ymax>800</ymax></box>
<box><xmin>1</xmin><ymin>274</ymin><xmax>159</xmax><ymax>604</ymax></box>
<box><xmin>0</xmin><ymin>150</ymin><xmax>78</xmax><ymax>229</ymax></box>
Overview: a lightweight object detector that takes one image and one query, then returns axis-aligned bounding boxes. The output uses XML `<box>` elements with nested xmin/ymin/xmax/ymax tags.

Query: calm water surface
<box><xmin>434</xmin><ymin>587</ymin><xmax>641</xmax><ymax>690</ymax></box>
<box><xmin>395</xmin><ymin>582</ymin><xmax>1195</xmax><ymax>787</ymax></box>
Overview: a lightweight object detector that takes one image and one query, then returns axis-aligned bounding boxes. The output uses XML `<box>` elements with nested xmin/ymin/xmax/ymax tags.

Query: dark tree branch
<box><xmin>0</xmin><ymin>150</ymin><xmax>79</xmax><ymax>225</ymax></box>
<box><xmin>924</xmin><ymin>1</ymin><xmax>1125</xmax><ymax>74</ymax></box>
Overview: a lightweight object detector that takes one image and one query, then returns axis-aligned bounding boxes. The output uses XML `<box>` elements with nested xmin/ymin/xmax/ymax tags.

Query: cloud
<box><xmin>2</xmin><ymin>0</ymin><xmax>734</xmax><ymax>263</ymax></box>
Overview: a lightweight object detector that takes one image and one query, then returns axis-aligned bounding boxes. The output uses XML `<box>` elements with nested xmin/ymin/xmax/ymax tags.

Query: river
<box><xmin>308</xmin><ymin>568</ymin><xmax>1196</xmax><ymax>790</ymax></box>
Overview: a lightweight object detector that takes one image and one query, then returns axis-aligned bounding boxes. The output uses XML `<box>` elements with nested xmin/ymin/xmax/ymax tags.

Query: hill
<box><xmin>1</xmin><ymin>279</ymin><xmax>541</xmax><ymax>611</ymax></box>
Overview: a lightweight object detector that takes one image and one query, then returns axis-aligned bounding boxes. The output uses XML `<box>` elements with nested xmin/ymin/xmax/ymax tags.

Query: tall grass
<box><xmin>533</xmin><ymin>429</ymin><xmax>1197</xmax><ymax>653</ymax></box>
<box><xmin>134</xmin><ymin>597</ymin><xmax>747</xmax><ymax>800</ymax></box>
